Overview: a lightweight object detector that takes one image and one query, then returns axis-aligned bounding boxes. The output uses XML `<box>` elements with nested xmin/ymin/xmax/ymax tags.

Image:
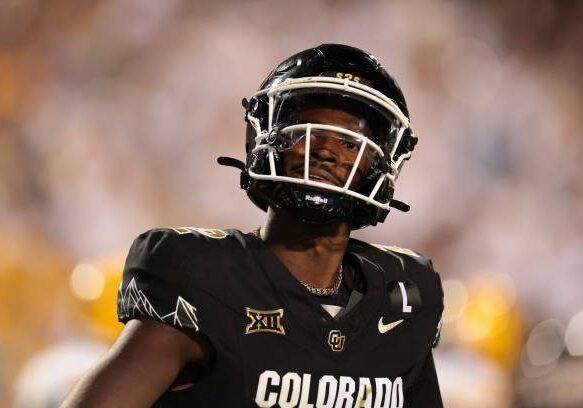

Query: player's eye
<box><xmin>341</xmin><ymin>140</ymin><xmax>358</xmax><ymax>151</ymax></box>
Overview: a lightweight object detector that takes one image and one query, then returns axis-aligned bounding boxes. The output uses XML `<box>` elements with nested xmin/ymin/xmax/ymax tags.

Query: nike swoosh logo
<box><xmin>378</xmin><ymin>317</ymin><xmax>404</xmax><ymax>334</ymax></box>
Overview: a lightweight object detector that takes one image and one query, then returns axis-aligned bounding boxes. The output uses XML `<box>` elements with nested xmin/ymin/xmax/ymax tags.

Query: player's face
<box><xmin>281</xmin><ymin>108</ymin><xmax>372</xmax><ymax>189</ymax></box>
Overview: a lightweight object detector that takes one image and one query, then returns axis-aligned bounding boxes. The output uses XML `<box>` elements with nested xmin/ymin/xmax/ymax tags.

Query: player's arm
<box><xmin>61</xmin><ymin>318</ymin><xmax>211</xmax><ymax>408</ymax></box>
<box><xmin>63</xmin><ymin>229</ymin><xmax>216</xmax><ymax>407</ymax></box>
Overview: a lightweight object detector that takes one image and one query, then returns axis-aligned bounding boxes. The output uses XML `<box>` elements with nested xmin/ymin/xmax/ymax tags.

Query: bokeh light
<box><xmin>521</xmin><ymin>319</ymin><xmax>565</xmax><ymax>379</ymax></box>
<box><xmin>69</xmin><ymin>264</ymin><xmax>105</xmax><ymax>301</ymax></box>
<box><xmin>525</xmin><ymin>319</ymin><xmax>565</xmax><ymax>366</ymax></box>
<box><xmin>565</xmin><ymin>309</ymin><xmax>583</xmax><ymax>357</ymax></box>
<box><xmin>442</xmin><ymin>279</ymin><xmax>468</xmax><ymax>323</ymax></box>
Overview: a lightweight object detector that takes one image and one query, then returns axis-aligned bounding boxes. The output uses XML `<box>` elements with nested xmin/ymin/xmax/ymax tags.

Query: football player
<box><xmin>62</xmin><ymin>44</ymin><xmax>444</xmax><ymax>408</ymax></box>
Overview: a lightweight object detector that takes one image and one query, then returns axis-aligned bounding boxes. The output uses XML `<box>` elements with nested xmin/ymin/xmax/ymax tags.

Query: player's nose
<box><xmin>309</xmin><ymin>135</ymin><xmax>338</xmax><ymax>163</ymax></box>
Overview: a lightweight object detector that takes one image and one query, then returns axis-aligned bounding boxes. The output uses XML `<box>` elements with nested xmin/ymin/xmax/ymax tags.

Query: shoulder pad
<box><xmin>141</xmin><ymin>227</ymin><xmax>242</xmax><ymax>249</ymax></box>
<box><xmin>124</xmin><ymin>227</ymin><xmax>240</xmax><ymax>277</ymax></box>
<box><xmin>370</xmin><ymin>243</ymin><xmax>434</xmax><ymax>267</ymax></box>
<box><xmin>168</xmin><ymin>227</ymin><xmax>230</xmax><ymax>240</ymax></box>
<box><xmin>371</xmin><ymin>244</ymin><xmax>421</xmax><ymax>258</ymax></box>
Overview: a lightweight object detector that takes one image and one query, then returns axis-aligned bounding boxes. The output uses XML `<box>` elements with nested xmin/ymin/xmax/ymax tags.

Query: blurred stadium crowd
<box><xmin>1</xmin><ymin>0</ymin><xmax>583</xmax><ymax>406</ymax></box>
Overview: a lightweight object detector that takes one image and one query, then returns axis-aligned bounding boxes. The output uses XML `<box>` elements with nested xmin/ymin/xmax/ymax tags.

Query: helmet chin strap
<box><xmin>388</xmin><ymin>199</ymin><xmax>410</xmax><ymax>212</ymax></box>
<box><xmin>217</xmin><ymin>156</ymin><xmax>246</xmax><ymax>171</ymax></box>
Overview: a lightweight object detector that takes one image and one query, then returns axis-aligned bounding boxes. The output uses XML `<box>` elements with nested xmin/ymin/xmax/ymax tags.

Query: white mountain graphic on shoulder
<box><xmin>172</xmin><ymin>296</ymin><xmax>200</xmax><ymax>328</ymax></box>
<box><xmin>118</xmin><ymin>278</ymin><xmax>199</xmax><ymax>331</ymax></box>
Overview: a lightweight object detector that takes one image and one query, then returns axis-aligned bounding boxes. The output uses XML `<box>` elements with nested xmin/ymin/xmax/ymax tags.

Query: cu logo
<box><xmin>327</xmin><ymin>330</ymin><xmax>345</xmax><ymax>352</ymax></box>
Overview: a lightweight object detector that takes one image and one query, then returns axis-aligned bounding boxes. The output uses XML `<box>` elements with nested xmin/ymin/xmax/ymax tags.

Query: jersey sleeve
<box><xmin>404</xmin><ymin>352</ymin><xmax>443</xmax><ymax>407</ymax></box>
<box><xmin>371</xmin><ymin>242</ymin><xmax>445</xmax><ymax>348</ymax></box>
<box><xmin>404</xmin><ymin>258</ymin><xmax>444</xmax><ymax>406</ymax></box>
<box><xmin>393</xmin><ymin>248</ymin><xmax>444</xmax><ymax>349</ymax></box>
<box><xmin>426</xmin><ymin>258</ymin><xmax>444</xmax><ymax>349</ymax></box>
<box><xmin>117</xmin><ymin>229</ymin><xmax>200</xmax><ymax>334</ymax></box>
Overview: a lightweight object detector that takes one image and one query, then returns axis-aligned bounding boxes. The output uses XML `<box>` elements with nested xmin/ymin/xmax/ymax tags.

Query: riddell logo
<box><xmin>305</xmin><ymin>194</ymin><xmax>328</xmax><ymax>205</ymax></box>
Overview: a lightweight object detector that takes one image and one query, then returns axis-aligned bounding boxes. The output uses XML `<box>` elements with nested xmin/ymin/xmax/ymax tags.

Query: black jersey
<box><xmin>117</xmin><ymin>227</ymin><xmax>444</xmax><ymax>408</ymax></box>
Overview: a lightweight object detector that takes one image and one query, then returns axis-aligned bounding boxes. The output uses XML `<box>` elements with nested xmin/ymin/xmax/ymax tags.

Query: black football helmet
<box><xmin>218</xmin><ymin>44</ymin><xmax>417</xmax><ymax>229</ymax></box>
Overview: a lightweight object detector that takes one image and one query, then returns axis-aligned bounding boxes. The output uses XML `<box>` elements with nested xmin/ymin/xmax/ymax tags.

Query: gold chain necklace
<box><xmin>300</xmin><ymin>264</ymin><xmax>343</xmax><ymax>296</ymax></box>
<box><xmin>251</xmin><ymin>227</ymin><xmax>343</xmax><ymax>296</ymax></box>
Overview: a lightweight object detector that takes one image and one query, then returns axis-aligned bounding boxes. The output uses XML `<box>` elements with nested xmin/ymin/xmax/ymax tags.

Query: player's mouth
<box><xmin>287</xmin><ymin>166</ymin><xmax>343</xmax><ymax>187</ymax></box>
<box><xmin>307</xmin><ymin>173</ymin><xmax>338</xmax><ymax>186</ymax></box>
